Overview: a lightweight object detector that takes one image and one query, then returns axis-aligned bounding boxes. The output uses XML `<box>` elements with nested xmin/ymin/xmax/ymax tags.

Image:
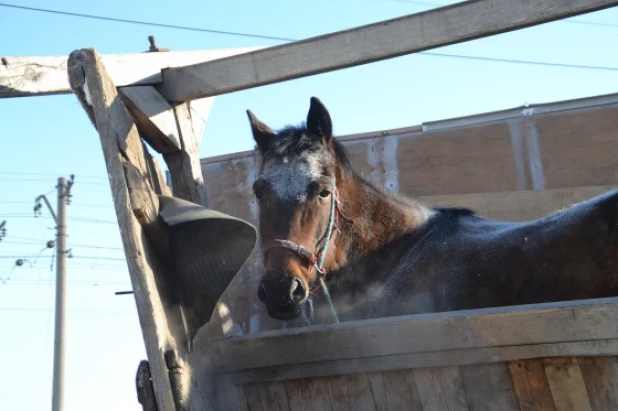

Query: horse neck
<box><xmin>335</xmin><ymin>172</ymin><xmax>434</xmax><ymax>261</ymax></box>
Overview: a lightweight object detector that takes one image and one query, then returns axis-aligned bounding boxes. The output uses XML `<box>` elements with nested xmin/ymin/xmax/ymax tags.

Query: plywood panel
<box><xmin>396</xmin><ymin>123</ymin><xmax>519</xmax><ymax>196</ymax></box>
<box><xmin>419</xmin><ymin>185</ymin><xmax>618</xmax><ymax>222</ymax></box>
<box><xmin>537</xmin><ymin>107</ymin><xmax>618</xmax><ymax>189</ymax></box>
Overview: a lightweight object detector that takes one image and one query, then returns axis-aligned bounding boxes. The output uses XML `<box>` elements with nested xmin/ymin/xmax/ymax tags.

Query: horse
<box><xmin>246</xmin><ymin>96</ymin><xmax>618</xmax><ymax>324</ymax></box>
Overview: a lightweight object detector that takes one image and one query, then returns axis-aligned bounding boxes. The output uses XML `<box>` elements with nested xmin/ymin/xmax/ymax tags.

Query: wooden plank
<box><xmin>460</xmin><ymin>363</ymin><xmax>519</xmax><ymax>411</ymax></box>
<box><xmin>419</xmin><ymin>185</ymin><xmax>618</xmax><ymax>222</ymax></box>
<box><xmin>397</xmin><ymin>122</ymin><xmax>521</xmax><ymax>195</ymax></box>
<box><xmin>508</xmin><ymin>360</ymin><xmax>556</xmax><ymax>411</ymax></box>
<box><xmin>257</xmin><ymin>382</ymin><xmax>291</xmax><ymax>411</ymax></box>
<box><xmin>366</xmin><ymin>374</ymin><xmax>388</xmax><ymax>411</ymax></box>
<box><xmin>536</xmin><ymin>106</ymin><xmax>618</xmax><ymax>190</ymax></box>
<box><xmin>413</xmin><ymin>366</ymin><xmax>469</xmax><ymax>411</ymax></box>
<box><xmin>543</xmin><ymin>357</ymin><xmax>593</xmax><ymax>411</ymax></box>
<box><xmin>200</xmin><ymin>297</ymin><xmax>618</xmax><ymax>372</ymax></box>
<box><xmin>66</xmin><ymin>48</ymin><xmax>178</xmax><ymax>410</ymax></box>
<box><xmin>0</xmin><ymin>47</ymin><xmax>264</xmax><ymax>98</ymax></box>
<box><xmin>230</xmin><ymin>339</ymin><xmax>618</xmax><ymax>384</ymax></box>
<box><xmin>159</xmin><ymin>0</ymin><xmax>618</xmax><ymax>102</ymax></box>
<box><xmin>119</xmin><ymin>86</ymin><xmax>181</xmax><ymax>153</ymax></box>
<box><xmin>285</xmin><ymin>378</ymin><xmax>334</xmax><ymax>411</ymax></box>
<box><xmin>162</xmin><ymin>101</ymin><xmax>210</xmax><ymax>206</ymax></box>
<box><xmin>577</xmin><ymin>357</ymin><xmax>618</xmax><ymax>411</ymax></box>
<box><xmin>327</xmin><ymin>374</ymin><xmax>377</xmax><ymax>411</ymax></box>
<box><xmin>380</xmin><ymin>370</ymin><xmax>422</xmax><ymax>410</ymax></box>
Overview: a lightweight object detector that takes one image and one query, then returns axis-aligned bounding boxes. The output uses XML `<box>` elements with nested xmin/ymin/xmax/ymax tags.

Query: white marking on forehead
<box><xmin>261</xmin><ymin>150</ymin><xmax>331</xmax><ymax>202</ymax></box>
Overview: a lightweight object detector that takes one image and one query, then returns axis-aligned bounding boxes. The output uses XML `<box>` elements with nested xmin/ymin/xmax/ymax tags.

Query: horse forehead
<box><xmin>260</xmin><ymin>152</ymin><xmax>330</xmax><ymax>201</ymax></box>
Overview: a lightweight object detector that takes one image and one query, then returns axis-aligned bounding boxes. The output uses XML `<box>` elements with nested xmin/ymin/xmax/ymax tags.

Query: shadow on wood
<box><xmin>157</xmin><ymin>195</ymin><xmax>257</xmax><ymax>345</ymax></box>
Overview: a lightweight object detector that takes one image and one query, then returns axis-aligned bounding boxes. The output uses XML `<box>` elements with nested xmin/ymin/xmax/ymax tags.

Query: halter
<box><xmin>262</xmin><ymin>188</ymin><xmax>352</xmax><ymax>324</ymax></box>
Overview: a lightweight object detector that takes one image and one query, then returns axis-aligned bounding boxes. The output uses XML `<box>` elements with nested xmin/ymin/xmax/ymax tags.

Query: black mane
<box><xmin>265</xmin><ymin>124</ymin><xmax>354</xmax><ymax>175</ymax></box>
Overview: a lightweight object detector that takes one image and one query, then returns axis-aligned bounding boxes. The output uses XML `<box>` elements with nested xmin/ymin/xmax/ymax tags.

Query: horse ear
<box><xmin>306</xmin><ymin>97</ymin><xmax>332</xmax><ymax>142</ymax></box>
<box><xmin>247</xmin><ymin>110</ymin><xmax>274</xmax><ymax>153</ymax></box>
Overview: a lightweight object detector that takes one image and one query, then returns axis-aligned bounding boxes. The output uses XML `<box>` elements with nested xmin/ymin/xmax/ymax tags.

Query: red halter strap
<box><xmin>262</xmin><ymin>188</ymin><xmax>353</xmax><ymax>292</ymax></box>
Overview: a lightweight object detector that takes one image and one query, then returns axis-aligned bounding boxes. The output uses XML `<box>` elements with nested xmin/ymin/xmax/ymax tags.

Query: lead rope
<box><xmin>300</xmin><ymin>189</ymin><xmax>341</xmax><ymax>326</ymax></box>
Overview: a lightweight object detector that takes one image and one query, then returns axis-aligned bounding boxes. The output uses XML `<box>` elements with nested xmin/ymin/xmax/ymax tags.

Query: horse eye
<box><xmin>319</xmin><ymin>189</ymin><xmax>331</xmax><ymax>198</ymax></box>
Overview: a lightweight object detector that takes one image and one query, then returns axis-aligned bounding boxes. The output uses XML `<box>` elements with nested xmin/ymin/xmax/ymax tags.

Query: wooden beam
<box><xmin>119</xmin><ymin>86</ymin><xmax>182</xmax><ymax>153</ymax></box>
<box><xmin>163</xmin><ymin>100</ymin><xmax>213</xmax><ymax>206</ymax></box>
<box><xmin>198</xmin><ymin>297</ymin><xmax>618</xmax><ymax>373</ymax></box>
<box><xmin>231</xmin><ymin>339</ymin><xmax>618</xmax><ymax>384</ymax></box>
<box><xmin>0</xmin><ymin>47</ymin><xmax>264</xmax><ymax>98</ymax></box>
<box><xmin>67</xmin><ymin>48</ymin><xmax>181</xmax><ymax>411</ymax></box>
<box><xmin>159</xmin><ymin>0</ymin><xmax>618</xmax><ymax>102</ymax></box>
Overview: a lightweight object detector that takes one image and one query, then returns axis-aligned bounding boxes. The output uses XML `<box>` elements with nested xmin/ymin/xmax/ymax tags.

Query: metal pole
<box><xmin>51</xmin><ymin>177</ymin><xmax>68</xmax><ymax>411</ymax></box>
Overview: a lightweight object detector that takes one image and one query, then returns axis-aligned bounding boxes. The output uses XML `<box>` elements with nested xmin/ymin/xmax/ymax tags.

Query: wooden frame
<box><xmin>3</xmin><ymin>0</ymin><xmax>618</xmax><ymax>409</ymax></box>
<box><xmin>158</xmin><ymin>0</ymin><xmax>618</xmax><ymax>102</ymax></box>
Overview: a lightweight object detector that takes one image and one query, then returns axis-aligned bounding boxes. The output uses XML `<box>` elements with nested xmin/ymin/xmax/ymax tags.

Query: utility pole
<box><xmin>35</xmin><ymin>175</ymin><xmax>74</xmax><ymax>411</ymax></box>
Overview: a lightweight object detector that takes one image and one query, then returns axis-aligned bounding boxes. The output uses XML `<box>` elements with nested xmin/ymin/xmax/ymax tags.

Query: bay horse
<box><xmin>246</xmin><ymin>97</ymin><xmax>618</xmax><ymax>323</ymax></box>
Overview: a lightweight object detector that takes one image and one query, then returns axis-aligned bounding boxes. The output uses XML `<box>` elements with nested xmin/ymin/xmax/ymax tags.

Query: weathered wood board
<box><xmin>193</xmin><ymin>298</ymin><xmax>618</xmax><ymax>410</ymax></box>
<box><xmin>199</xmin><ymin>92</ymin><xmax>618</xmax><ymax>338</ymax></box>
<box><xmin>159</xmin><ymin>0</ymin><xmax>618</xmax><ymax>102</ymax></box>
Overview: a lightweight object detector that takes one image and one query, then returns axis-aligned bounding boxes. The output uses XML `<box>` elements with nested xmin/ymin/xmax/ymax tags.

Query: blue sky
<box><xmin>1</xmin><ymin>1</ymin><xmax>617</xmax><ymax>410</ymax></box>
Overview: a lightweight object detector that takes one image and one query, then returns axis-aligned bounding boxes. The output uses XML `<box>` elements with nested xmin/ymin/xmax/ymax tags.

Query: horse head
<box><xmin>247</xmin><ymin>97</ymin><xmax>351</xmax><ymax>320</ymax></box>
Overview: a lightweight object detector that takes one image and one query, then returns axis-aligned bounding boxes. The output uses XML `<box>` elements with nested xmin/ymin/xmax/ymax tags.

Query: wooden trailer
<box><xmin>3</xmin><ymin>1</ymin><xmax>618</xmax><ymax>410</ymax></box>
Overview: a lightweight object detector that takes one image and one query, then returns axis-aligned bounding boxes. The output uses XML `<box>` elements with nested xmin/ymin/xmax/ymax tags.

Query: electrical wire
<box><xmin>0</xmin><ymin>1</ymin><xmax>616</xmax><ymax>73</ymax></box>
<box><xmin>0</xmin><ymin>2</ymin><xmax>295</xmax><ymax>42</ymax></box>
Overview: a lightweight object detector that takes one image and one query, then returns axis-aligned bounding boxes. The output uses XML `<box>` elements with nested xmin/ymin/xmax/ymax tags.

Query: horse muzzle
<box><xmin>258</xmin><ymin>275</ymin><xmax>310</xmax><ymax>320</ymax></box>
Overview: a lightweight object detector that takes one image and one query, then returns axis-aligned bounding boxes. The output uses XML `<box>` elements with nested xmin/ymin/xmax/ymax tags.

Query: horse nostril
<box><xmin>290</xmin><ymin>277</ymin><xmax>307</xmax><ymax>304</ymax></box>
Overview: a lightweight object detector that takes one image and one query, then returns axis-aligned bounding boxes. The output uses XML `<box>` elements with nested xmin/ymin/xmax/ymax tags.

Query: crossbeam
<box><xmin>159</xmin><ymin>0</ymin><xmax>618</xmax><ymax>102</ymax></box>
<box><xmin>0</xmin><ymin>47</ymin><xmax>264</xmax><ymax>98</ymax></box>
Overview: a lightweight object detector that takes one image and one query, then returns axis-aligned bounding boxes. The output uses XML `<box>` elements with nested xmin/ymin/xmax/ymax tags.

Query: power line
<box><xmin>391</xmin><ymin>0</ymin><xmax>618</xmax><ymax>29</ymax></box>
<box><xmin>0</xmin><ymin>2</ymin><xmax>295</xmax><ymax>42</ymax></box>
<box><xmin>419</xmin><ymin>51</ymin><xmax>618</xmax><ymax>72</ymax></box>
<box><xmin>0</xmin><ymin>307</ymin><xmax>136</xmax><ymax>315</ymax></box>
<box><xmin>2</xmin><ymin>214</ymin><xmax>117</xmax><ymax>224</ymax></box>
<box><xmin>0</xmin><ymin>255</ymin><xmax>125</xmax><ymax>261</ymax></box>
<box><xmin>0</xmin><ymin>201</ymin><xmax>113</xmax><ymax>209</ymax></box>
<box><xmin>0</xmin><ymin>171</ymin><xmax>107</xmax><ymax>181</ymax></box>
<box><xmin>0</xmin><ymin>177</ymin><xmax>107</xmax><ymax>186</ymax></box>
<box><xmin>0</xmin><ymin>2</ymin><xmax>615</xmax><ymax>74</ymax></box>
<box><xmin>2</xmin><ymin>240</ymin><xmax>123</xmax><ymax>250</ymax></box>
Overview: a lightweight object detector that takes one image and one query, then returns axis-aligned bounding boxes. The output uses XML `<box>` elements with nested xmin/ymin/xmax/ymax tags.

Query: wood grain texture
<box><xmin>119</xmin><ymin>86</ymin><xmax>181</xmax><ymax>153</ymax></box>
<box><xmin>0</xmin><ymin>47</ymin><xmax>264</xmax><ymax>98</ymax></box>
<box><xmin>67</xmin><ymin>48</ymin><xmax>179</xmax><ymax>411</ymax></box>
<box><xmin>163</xmin><ymin>102</ymin><xmax>210</xmax><ymax>206</ymax></box>
<box><xmin>159</xmin><ymin>0</ymin><xmax>618</xmax><ymax>102</ymax></box>
<box><xmin>397</xmin><ymin>122</ymin><xmax>520</xmax><ymax>195</ymax></box>
<box><xmin>537</xmin><ymin>107</ymin><xmax>618</xmax><ymax>190</ymax></box>
<box><xmin>231</xmin><ymin>339</ymin><xmax>618</xmax><ymax>384</ymax></box>
<box><xmin>508</xmin><ymin>360</ymin><xmax>556</xmax><ymax>411</ymax></box>
<box><xmin>380</xmin><ymin>370</ymin><xmax>422</xmax><ymax>410</ymax></box>
<box><xmin>543</xmin><ymin>357</ymin><xmax>593</xmax><ymax>411</ymax></box>
<box><xmin>327</xmin><ymin>374</ymin><xmax>377</xmax><ymax>411</ymax></box>
<box><xmin>577</xmin><ymin>357</ymin><xmax>618</xmax><ymax>411</ymax></box>
<box><xmin>413</xmin><ymin>366</ymin><xmax>469</xmax><ymax>411</ymax></box>
<box><xmin>285</xmin><ymin>378</ymin><xmax>334</xmax><ymax>411</ymax></box>
<box><xmin>460</xmin><ymin>363</ymin><xmax>519</xmax><ymax>411</ymax></box>
<box><xmin>201</xmin><ymin>297</ymin><xmax>618</xmax><ymax>372</ymax></box>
